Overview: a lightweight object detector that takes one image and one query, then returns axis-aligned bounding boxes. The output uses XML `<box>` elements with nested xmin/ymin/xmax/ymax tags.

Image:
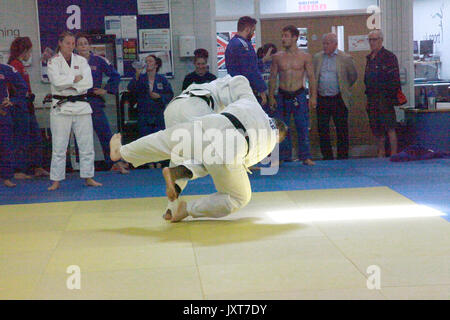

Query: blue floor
<box><xmin>1</xmin><ymin>158</ymin><xmax>449</xmax><ymax>221</ymax></box>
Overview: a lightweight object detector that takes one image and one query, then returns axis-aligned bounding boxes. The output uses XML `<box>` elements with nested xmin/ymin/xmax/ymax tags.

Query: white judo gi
<box><xmin>120</xmin><ymin>93</ymin><xmax>278</xmax><ymax>218</ymax></box>
<box><xmin>47</xmin><ymin>52</ymin><xmax>94</xmax><ymax>181</ymax></box>
<box><xmin>163</xmin><ymin>75</ymin><xmax>259</xmax><ymax>212</ymax></box>
<box><xmin>164</xmin><ymin>75</ymin><xmax>254</xmax><ymax>127</ymax></box>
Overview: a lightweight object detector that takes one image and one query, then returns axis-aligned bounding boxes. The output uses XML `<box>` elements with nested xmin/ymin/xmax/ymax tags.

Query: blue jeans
<box><xmin>276</xmin><ymin>91</ymin><xmax>311</xmax><ymax>161</ymax></box>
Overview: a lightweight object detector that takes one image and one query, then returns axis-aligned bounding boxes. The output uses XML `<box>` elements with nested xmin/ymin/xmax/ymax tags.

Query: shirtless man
<box><xmin>269</xmin><ymin>25</ymin><xmax>317</xmax><ymax>166</ymax></box>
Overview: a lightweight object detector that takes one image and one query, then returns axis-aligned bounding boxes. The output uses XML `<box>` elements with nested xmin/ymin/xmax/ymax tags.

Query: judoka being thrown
<box><xmin>110</xmin><ymin>94</ymin><xmax>287</xmax><ymax>223</ymax></box>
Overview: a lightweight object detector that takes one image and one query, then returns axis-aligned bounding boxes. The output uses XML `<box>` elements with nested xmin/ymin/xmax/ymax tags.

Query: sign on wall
<box><xmin>287</xmin><ymin>0</ymin><xmax>338</xmax><ymax>12</ymax></box>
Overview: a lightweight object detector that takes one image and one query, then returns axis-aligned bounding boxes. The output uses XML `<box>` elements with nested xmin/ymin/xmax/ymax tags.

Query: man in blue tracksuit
<box><xmin>225</xmin><ymin>16</ymin><xmax>267</xmax><ymax>106</ymax></box>
<box><xmin>0</xmin><ymin>63</ymin><xmax>28</xmax><ymax>187</ymax></box>
<box><xmin>76</xmin><ymin>34</ymin><xmax>129</xmax><ymax>173</ymax></box>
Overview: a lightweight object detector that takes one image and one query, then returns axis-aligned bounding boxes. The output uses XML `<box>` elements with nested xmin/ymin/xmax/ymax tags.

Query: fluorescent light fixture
<box><xmin>265</xmin><ymin>205</ymin><xmax>446</xmax><ymax>223</ymax></box>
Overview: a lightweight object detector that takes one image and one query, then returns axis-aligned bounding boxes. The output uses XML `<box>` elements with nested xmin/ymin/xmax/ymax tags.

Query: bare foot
<box><xmin>34</xmin><ymin>167</ymin><xmax>50</xmax><ymax>177</ymax></box>
<box><xmin>14</xmin><ymin>172</ymin><xmax>32</xmax><ymax>180</ymax></box>
<box><xmin>48</xmin><ymin>181</ymin><xmax>60</xmax><ymax>191</ymax></box>
<box><xmin>163</xmin><ymin>199</ymin><xmax>179</xmax><ymax>221</ymax></box>
<box><xmin>85</xmin><ymin>178</ymin><xmax>102</xmax><ymax>187</ymax></box>
<box><xmin>171</xmin><ymin>200</ymin><xmax>188</xmax><ymax>223</ymax></box>
<box><xmin>162</xmin><ymin>167</ymin><xmax>178</xmax><ymax>201</ymax></box>
<box><xmin>163</xmin><ymin>209</ymin><xmax>172</xmax><ymax>221</ymax></box>
<box><xmin>110</xmin><ymin>133</ymin><xmax>123</xmax><ymax>162</ymax></box>
<box><xmin>3</xmin><ymin>179</ymin><xmax>16</xmax><ymax>188</ymax></box>
<box><xmin>303</xmin><ymin>159</ymin><xmax>315</xmax><ymax>166</ymax></box>
<box><xmin>111</xmin><ymin>162</ymin><xmax>129</xmax><ymax>174</ymax></box>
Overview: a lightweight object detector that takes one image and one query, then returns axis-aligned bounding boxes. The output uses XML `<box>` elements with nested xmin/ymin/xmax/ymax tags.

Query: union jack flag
<box><xmin>217</xmin><ymin>32</ymin><xmax>231</xmax><ymax>71</ymax></box>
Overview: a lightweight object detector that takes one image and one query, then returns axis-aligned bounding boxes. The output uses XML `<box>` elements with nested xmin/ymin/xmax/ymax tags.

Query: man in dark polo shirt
<box><xmin>364</xmin><ymin>30</ymin><xmax>401</xmax><ymax>158</ymax></box>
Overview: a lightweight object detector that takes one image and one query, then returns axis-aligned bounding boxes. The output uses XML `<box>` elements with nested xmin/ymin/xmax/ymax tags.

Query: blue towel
<box><xmin>390</xmin><ymin>144</ymin><xmax>450</xmax><ymax>162</ymax></box>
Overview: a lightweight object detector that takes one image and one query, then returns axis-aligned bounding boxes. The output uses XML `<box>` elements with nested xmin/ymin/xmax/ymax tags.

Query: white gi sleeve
<box><xmin>73</xmin><ymin>57</ymin><xmax>93</xmax><ymax>93</ymax></box>
<box><xmin>47</xmin><ymin>58</ymin><xmax>75</xmax><ymax>91</ymax></box>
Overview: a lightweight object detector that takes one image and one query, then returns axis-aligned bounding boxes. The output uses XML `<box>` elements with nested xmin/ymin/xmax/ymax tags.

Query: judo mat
<box><xmin>0</xmin><ymin>158</ymin><xmax>449</xmax><ymax>299</ymax></box>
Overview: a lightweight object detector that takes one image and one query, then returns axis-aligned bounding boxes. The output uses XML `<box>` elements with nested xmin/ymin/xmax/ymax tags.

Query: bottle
<box><xmin>132</xmin><ymin>60</ymin><xmax>146</xmax><ymax>74</ymax></box>
<box><xmin>427</xmin><ymin>88</ymin><xmax>436</xmax><ymax>110</ymax></box>
<box><xmin>419</xmin><ymin>87</ymin><xmax>427</xmax><ymax>109</ymax></box>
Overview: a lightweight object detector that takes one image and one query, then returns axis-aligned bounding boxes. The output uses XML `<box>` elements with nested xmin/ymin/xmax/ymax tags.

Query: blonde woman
<box><xmin>47</xmin><ymin>31</ymin><xmax>101</xmax><ymax>190</ymax></box>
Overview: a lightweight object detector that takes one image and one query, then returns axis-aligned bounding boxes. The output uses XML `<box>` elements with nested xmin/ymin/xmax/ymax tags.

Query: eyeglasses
<box><xmin>368</xmin><ymin>38</ymin><xmax>380</xmax><ymax>42</ymax></box>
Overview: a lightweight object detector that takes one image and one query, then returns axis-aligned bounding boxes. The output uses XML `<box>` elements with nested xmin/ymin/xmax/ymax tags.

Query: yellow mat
<box><xmin>0</xmin><ymin>187</ymin><xmax>448</xmax><ymax>300</ymax></box>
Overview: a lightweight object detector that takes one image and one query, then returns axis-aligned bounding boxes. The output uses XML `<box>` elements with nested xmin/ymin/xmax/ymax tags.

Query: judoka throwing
<box><xmin>110</xmin><ymin>92</ymin><xmax>287</xmax><ymax>222</ymax></box>
<box><xmin>162</xmin><ymin>75</ymin><xmax>261</xmax><ymax>218</ymax></box>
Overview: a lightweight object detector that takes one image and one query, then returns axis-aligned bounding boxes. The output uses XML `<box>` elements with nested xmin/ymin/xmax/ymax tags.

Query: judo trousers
<box><xmin>120</xmin><ymin>118</ymin><xmax>251</xmax><ymax>218</ymax></box>
<box><xmin>50</xmin><ymin>112</ymin><xmax>95</xmax><ymax>181</ymax></box>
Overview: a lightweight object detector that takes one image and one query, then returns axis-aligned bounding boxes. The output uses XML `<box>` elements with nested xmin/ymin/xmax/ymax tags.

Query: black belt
<box><xmin>187</xmin><ymin>90</ymin><xmax>215</xmax><ymax>111</ymax></box>
<box><xmin>221</xmin><ymin>112</ymin><xmax>250</xmax><ymax>156</ymax></box>
<box><xmin>52</xmin><ymin>94</ymin><xmax>89</xmax><ymax>107</ymax></box>
<box><xmin>279</xmin><ymin>87</ymin><xmax>305</xmax><ymax>100</ymax></box>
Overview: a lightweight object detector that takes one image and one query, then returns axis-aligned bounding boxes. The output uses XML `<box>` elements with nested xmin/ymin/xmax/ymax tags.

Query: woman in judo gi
<box><xmin>0</xmin><ymin>63</ymin><xmax>28</xmax><ymax>187</ymax></box>
<box><xmin>47</xmin><ymin>31</ymin><xmax>102</xmax><ymax>190</ymax></box>
<box><xmin>127</xmin><ymin>54</ymin><xmax>173</xmax><ymax>168</ymax></box>
<box><xmin>75</xmin><ymin>33</ymin><xmax>129</xmax><ymax>174</ymax></box>
<box><xmin>8</xmin><ymin>36</ymin><xmax>49</xmax><ymax>179</ymax></box>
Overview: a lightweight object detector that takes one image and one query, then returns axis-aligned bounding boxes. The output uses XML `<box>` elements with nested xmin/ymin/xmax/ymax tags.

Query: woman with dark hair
<box><xmin>75</xmin><ymin>33</ymin><xmax>128</xmax><ymax>174</ymax></box>
<box><xmin>47</xmin><ymin>31</ymin><xmax>101</xmax><ymax>190</ymax></box>
<box><xmin>127</xmin><ymin>54</ymin><xmax>173</xmax><ymax>168</ymax></box>
<box><xmin>257</xmin><ymin>43</ymin><xmax>277</xmax><ymax>74</ymax></box>
<box><xmin>182</xmin><ymin>49</ymin><xmax>216</xmax><ymax>90</ymax></box>
<box><xmin>0</xmin><ymin>62</ymin><xmax>28</xmax><ymax>187</ymax></box>
<box><xmin>127</xmin><ymin>54</ymin><xmax>173</xmax><ymax>138</ymax></box>
<box><xmin>8</xmin><ymin>36</ymin><xmax>49</xmax><ymax>178</ymax></box>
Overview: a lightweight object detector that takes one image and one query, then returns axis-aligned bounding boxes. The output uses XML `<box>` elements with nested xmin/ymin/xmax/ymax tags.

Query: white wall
<box><xmin>216</xmin><ymin>0</ymin><xmax>254</xmax><ymax>16</ymax></box>
<box><xmin>414</xmin><ymin>0</ymin><xmax>450</xmax><ymax>79</ymax></box>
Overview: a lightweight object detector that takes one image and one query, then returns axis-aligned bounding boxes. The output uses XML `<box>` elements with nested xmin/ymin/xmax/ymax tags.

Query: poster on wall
<box><xmin>138</xmin><ymin>0</ymin><xmax>169</xmax><ymax>15</ymax></box>
<box><xmin>349</xmin><ymin>35</ymin><xmax>370</xmax><ymax>52</ymax></box>
<box><xmin>297</xmin><ymin>28</ymin><xmax>308</xmax><ymax>49</ymax></box>
<box><xmin>139</xmin><ymin>29</ymin><xmax>171</xmax><ymax>52</ymax></box>
<box><xmin>105</xmin><ymin>16</ymin><xmax>122</xmax><ymax>38</ymax></box>
<box><xmin>122</xmin><ymin>39</ymin><xmax>138</xmax><ymax>61</ymax></box>
<box><xmin>121</xmin><ymin>16</ymin><xmax>138</xmax><ymax>39</ymax></box>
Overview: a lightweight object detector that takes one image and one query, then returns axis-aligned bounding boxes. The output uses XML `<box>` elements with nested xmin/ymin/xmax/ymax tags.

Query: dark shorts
<box><xmin>366</xmin><ymin>93</ymin><xmax>397</xmax><ymax>137</ymax></box>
